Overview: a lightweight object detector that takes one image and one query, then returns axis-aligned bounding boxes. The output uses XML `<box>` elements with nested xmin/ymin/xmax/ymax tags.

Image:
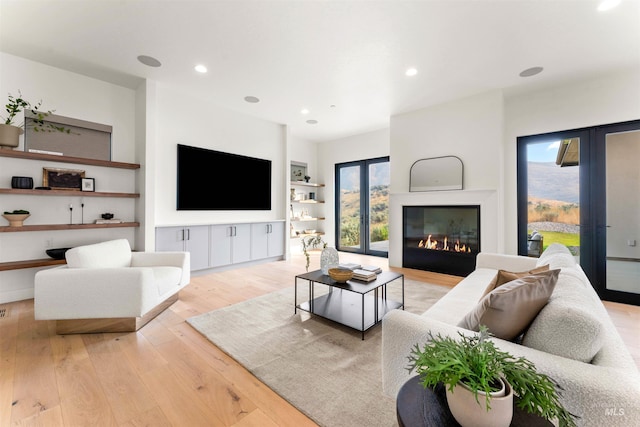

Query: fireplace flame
<box><xmin>418</xmin><ymin>234</ymin><xmax>471</xmax><ymax>253</ymax></box>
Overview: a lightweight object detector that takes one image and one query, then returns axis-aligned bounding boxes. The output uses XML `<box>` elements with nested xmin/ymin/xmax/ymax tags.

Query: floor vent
<box><xmin>0</xmin><ymin>308</ymin><xmax>6</xmax><ymax>318</ymax></box>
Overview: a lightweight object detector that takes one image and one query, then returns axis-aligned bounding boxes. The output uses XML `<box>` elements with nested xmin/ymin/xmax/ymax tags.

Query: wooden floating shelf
<box><xmin>0</xmin><ymin>258</ymin><xmax>66</xmax><ymax>271</ymax></box>
<box><xmin>291</xmin><ymin>232</ymin><xmax>325</xmax><ymax>239</ymax></box>
<box><xmin>0</xmin><ymin>222</ymin><xmax>140</xmax><ymax>233</ymax></box>
<box><xmin>290</xmin><ymin>181</ymin><xmax>325</xmax><ymax>188</ymax></box>
<box><xmin>0</xmin><ymin>188</ymin><xmax>139</xmax><ymax>198</ymax></box>
<box><xmin>0</xmin><ymin>150</ymin><xmax>140</xmax><ymax>169</ymax></box>
<box><xmin>291</xmin><ymin>217</ymin><xmax>326</xmax><ymax>221</ymax></box>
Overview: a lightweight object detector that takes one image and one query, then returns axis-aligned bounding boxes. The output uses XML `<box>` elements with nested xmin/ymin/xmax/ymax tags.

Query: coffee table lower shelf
<box><xmin>297</xmin><ymin>290</ymin><xmax>403</xmax><ymax>337</ymax></box>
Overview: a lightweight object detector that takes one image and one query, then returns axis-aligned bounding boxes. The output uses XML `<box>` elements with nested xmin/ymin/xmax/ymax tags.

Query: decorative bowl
<box><xmin>304</xmin><ymin>229</ymin><xmax>316</xmax><ymax>234</ymax></box>
<box><xmin>46</xmin><ymin>248</ymin><xmax>72</xmax><ymax>260</ymax></box>
<box><xmin>2</xmin><ymin>213</ymin><xmax>30</xmax><ymax>227</ymax></box>
<box><xmin>329</xmin><ymin>267</ymin><xmax>353</xmax><ymax>283</ymax></box>
<box><xmin>101</xmin><ymin>213</ymin><xmax>114</xmax><ymax>220</ymax></box>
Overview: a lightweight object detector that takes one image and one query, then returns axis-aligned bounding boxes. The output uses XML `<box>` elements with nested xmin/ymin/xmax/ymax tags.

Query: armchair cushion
<box><xmin>66</xmin><ymin>238</ymin><xmax>132</xmax><ymax>268</ymax></box>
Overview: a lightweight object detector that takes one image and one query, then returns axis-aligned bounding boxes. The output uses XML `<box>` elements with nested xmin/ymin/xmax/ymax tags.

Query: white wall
<box><xmin>388</xmin><ymin>90</ymin><xmax>504</xmax><ymax>266</ymax></box>
<box><xmin>503</xmin><ymin>68</ymin><xmax>640</xmax><ymax>253</ymax></box>
<box><xmin>0</xmin><ymin>53</ymin><xmax>138</xmax><ymax>302</ymax></box>
<box><xmin>317</xmin><ymin>128</ymin><xmax>390</xmax><ymax>248</ymax></box>
<box><xmin>152</xmin><ymin>84</ymin><xmax>286</xmax><ymax>228</ymax></box>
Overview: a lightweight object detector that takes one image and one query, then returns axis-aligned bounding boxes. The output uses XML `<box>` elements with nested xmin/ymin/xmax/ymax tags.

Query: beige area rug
<box><xmin>186</xmin><ymin>279</ymin><xmax>450</xmax><ymax>427</ymax></box>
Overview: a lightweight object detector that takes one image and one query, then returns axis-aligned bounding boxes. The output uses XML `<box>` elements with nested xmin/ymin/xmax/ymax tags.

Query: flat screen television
<box><xmin>177</xmin><ymin>144</ymin><xmax>272</xmax><ymax>210</ymax></box>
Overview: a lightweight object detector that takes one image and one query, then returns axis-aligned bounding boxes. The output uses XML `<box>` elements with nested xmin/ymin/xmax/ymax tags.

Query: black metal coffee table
<box><xmin>294</xmin><ymin>269</ymin><xmax>404</xmax><ymax>339</ymax></box>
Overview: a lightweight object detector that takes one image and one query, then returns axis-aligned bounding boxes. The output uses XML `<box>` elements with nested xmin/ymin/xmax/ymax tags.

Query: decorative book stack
<box><xmin>338</xmin><ymin>262</ymin><xmax>361</xmax><ymax>271</ymax></box>
<box><xmin>360</xmin><ymin>265</ymin><xmax>382</xmax><ymax>274</ymax></box>
<box><xmin>352</xmin><ymin>268</ymin><xmax>377</xmax><ymax>282</ymax></box>
<box><xmin>95</xmin><ymin>218</ymin><xmax>124</xmax><ymax>224</ymax></box>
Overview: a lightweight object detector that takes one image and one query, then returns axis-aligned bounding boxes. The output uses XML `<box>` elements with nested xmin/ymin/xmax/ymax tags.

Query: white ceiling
<box><xmin>1</xmin><ymin>0</ymin><xmax>639</xmax><ymax>142</ymax></box>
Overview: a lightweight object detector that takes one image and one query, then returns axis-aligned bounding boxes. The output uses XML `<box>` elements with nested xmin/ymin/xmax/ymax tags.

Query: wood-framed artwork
<box><xmin>42</xmin><ymin>167</ymin><xmax>85</xmax><ymax>190</ymax></box>
<box><xmin>81</xmin><ymin>177</ymin><xmax>95</xmax><ymax>192</ymax></box>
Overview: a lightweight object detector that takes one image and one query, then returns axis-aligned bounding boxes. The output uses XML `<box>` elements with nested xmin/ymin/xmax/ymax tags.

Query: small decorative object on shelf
<box><xmin>2</xmin><ymin>210</ymin><xmax>30</xmax><ymax>227</ymax></box>
<box><xmin>290</xmin><ymin>188</ymin><xmax>296</xmax><ymax>201</ymax></box>
<box><xmin>45</xmin><ymin>247</ymin><xmax>71</xmax><ymax>260</ymax></box>
<box><xmin>11</xmin><ymin>176</ymin><xmax>33</xmax><ymax>189</ymax></box>
<box><xmin>320</xmin><ymin>246</ymin><xmax>339</xmax><ymax>275</ymax></box>
<box><xmin>304</xmin><ymin>175</ymin><xmax>311</xmax><ymax>183</ymax></box>
<box><xmin>101</xmin><ymin>213</ymin><xmax>114</xmax><ymax>219</ymax></box>
<box><xmin>81</xmin><ymin>177</ymin><xmax>95</xmax><ymax>192</ymax></box>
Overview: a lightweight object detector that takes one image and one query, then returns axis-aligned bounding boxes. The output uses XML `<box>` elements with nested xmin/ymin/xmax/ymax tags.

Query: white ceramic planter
<box><xmin>445</xmin><ymin>378</ymin><xmax>513</xmax><ymax>427</ymax></box>
<box><xmin>0</xmin><ymin>124</ymin><xmax>23</xmax><ymax>150</ymax></box>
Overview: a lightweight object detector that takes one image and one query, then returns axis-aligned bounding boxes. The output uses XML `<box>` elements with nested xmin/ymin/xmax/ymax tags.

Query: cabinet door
<box><xmin>232</xmin><ymin>224</ymin><xmax>252</xmax><ymax>264</ymax></box>
<box><xmin>156</xmin><ymin>227</ymin><xmax>186</xmax><ymax>252</ymax></box>
<box><xmin>210</xmin><ymin>224</ymin><xmax>233</xmax><ymax>267</ymax></box>
<box><xmin>268</xmin><ymin>222</ymin><xmax>285</xmax><ymax>257</ymax></box>
<box><xmin>185</xmin><ymin>225</ymin><xmax>210</xmax><ymax>271</ymax></box>
<box><xmin>250</xmin><ymin>223</ymin><xmax>270</xmax><ymax>260</ymax></box>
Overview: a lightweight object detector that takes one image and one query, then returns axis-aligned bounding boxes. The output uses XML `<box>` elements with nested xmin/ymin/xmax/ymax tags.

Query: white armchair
<box><xmin>35</xmin><ymin>239</ymin><xmax>190</xmax><ymax>334</ymax></box>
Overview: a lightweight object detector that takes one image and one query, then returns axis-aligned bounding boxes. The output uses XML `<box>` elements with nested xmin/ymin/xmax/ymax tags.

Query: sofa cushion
<box><xmin>535</xmin><ymin>243</ymin><xmax>577</xmax><ymax>270</ymax></box>
<box><xmin>522</xmin><ymin>304</ymin><xmax>604</xmax><ymax>363</ymax></box>
<box><xmin>457</xmin><ymin>269</ymin><xmax>560</xmax><ymax>340</ymax></box>
<box><xmin>66</xmin><ymin>239</ymin><xmax>132</xmax><ymax>269</ymax></box>
<box><xmin>479</xmin><ymin>264</ymin><xmax>550</xmax><ymax>299</ymax></box>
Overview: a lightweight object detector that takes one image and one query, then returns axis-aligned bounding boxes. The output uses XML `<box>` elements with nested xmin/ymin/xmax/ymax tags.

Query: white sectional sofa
<box><xmin>382</xmin><ymin>244</ymin><xmax>640</xmax><ymax>426</ymax></box>
<box><xmin>35</xmin><ymin>239</ymin><xmax>190</xmax><ymax>334</ymax></box>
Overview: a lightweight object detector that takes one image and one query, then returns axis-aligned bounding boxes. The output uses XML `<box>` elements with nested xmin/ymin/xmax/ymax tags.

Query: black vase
<box><xmin>11</xmin><ymin>176</ymin><xmax>34</xmax><ymax>189</ymax></box>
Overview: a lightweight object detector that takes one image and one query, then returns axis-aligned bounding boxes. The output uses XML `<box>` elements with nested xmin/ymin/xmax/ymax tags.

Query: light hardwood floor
<box><xmin>1</xmin><ymin>252</ymin><xmax>638</xmax><ymax>426</ymax></box>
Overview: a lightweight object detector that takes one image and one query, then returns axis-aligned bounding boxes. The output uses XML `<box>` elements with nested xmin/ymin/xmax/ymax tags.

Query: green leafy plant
<box><xmin>406</xmin><ymin>325</ymin><xmax>577</xmax><ymax>427</ymax></box>
<box><xmin>2</xmin><ymin>90</ymin><xmax>72</xmax><ymax>134</ymax></box>
<box><xmin>301</xmin><ymin>234</ymin><xmax>326</xmax><ymax>271</ymax></box>
<box><xmin>3</xmin><ymin>210</ymin><xmax>30</xmax><ymax>214</ymax></box>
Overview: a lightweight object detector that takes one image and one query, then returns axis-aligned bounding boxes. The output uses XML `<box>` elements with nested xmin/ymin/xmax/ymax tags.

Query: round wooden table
<box><xmin>396</xmin><ymin>376</ymin><xmax>554</xmax><ymax>427</ymax></box>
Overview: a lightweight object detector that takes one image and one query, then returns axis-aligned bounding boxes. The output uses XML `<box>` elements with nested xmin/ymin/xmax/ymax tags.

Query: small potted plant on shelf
<box><xmin>0</xmin><ymin>90</ymin><xmax>72</xmax><ymax>149</ymax></box>
<box><xmin>2</xmin><ymin>209</ymin><xmax>31</xmax><ymax>227</ymax></box>
<box><xmin>301</xmin><ymin>234</ymin><xmax>326</xmax><ymax>271</ymax></box>
<box><xmin>407</xmin><ymin>325</ymin><xmax>577</xmax><ymax>427</ymax></box>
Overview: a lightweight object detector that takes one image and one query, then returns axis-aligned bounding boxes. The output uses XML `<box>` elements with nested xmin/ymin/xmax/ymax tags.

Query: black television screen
<box><xmin>177</xmin><ymin>144</ymin><xmax>272</xmax><ymax>210</ymax></box>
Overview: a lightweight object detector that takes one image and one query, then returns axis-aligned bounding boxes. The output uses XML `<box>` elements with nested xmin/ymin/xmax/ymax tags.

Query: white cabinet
<box><xmin>251</xmin><ymin>222</ymin><xmax>285</xmax><ymax>260</ymax></box>
<box><xmin>210</xmin><ymin>223</ymin><xmax>251</xmax><ymax>268</ymax></box>
<box><xmin>155</xmin><ymin>225</ymin><xmax>209</xmax><ymax>271</ymax></box>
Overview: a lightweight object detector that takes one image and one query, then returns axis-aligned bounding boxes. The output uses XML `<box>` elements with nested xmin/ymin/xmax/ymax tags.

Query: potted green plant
<box><xmin>1</xmin><ymin>90</ymin><xmax>72</xmax><ymax>149</ymax></box>
<box><xmin>407</xmin><ymin>325</ymin><xmax>577</xmax><ymax>427</ymax></box>
<box><xmin>301</xmin><ymin>234</ymin><xmax>326</xmax><ymax>271</ymax></box>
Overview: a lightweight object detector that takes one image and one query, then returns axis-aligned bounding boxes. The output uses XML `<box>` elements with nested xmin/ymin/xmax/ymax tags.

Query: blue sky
<box><xmin>527</xmin><ymin>140</ymin><xmax>560</xmax><ymax>162</ymax></box>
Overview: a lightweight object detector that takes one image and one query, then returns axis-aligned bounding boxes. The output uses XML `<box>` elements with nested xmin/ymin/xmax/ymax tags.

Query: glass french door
<box><xmin>595</xmin><ymin>122</ymin><xmax>640</xmax><ymax>305</ymax></box>
<box><xmin>518</xmin><ymin>119</ymin><xmax>640</xmax><ymax>306</ymax></box>
<box><xmin>335</xmin><ymin>157</ymin><xmax>389</xmax><ymax>257</ymax></box>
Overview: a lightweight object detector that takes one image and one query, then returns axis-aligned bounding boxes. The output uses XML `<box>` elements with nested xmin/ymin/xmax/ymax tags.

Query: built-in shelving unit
<box><xmin>290</xmin><ymin>179</ymin><xmax>325</xmax><ymax>240</ymax></box>
<box><xmin>0</xmin><ymin>150</ymin><xmax>140</xmax><ymax>272</ymax></box>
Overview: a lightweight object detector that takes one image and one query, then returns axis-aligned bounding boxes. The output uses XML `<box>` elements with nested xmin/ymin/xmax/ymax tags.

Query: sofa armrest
<box><xmin>382</xmin><ymin>310</ymin><xmax>640</xmax><ymax>426</ymax></box>
<box><xmin>35</xmin><ymin>266</ymin><xmax>159</xmax><ymax>319</ymax></box>
<box><xmin>475</xmin><ymin>252</ymin><xmax>538</xmax><ymax>271</ymax></box>
<box><xmin>131</xmin><ymin>251</ymin><xmax>190</xmax><ymax>286</ymax></box>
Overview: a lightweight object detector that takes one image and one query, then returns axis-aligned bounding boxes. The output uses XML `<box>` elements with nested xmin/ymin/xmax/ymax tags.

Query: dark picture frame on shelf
<box><xmin>81</xmin><ymin>178</ymin><xmax>95</xmax><ymax>192</ymax></box>
<box><xmin>42</xmin><ymin>167</ymin><xmax>85</xmax><ymax>191</ymax></box>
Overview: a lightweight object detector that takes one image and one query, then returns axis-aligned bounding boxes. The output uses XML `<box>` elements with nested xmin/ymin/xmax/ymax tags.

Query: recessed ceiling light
<box><xmin>519</xmin><ymin>66</ymin><xmax>544</xmax><ymax>77</ymax></box>
<box><xmin>405</xmin><ymin>68</ymin><xmax>418</xmax><ymax>77</ymax></box>
<box><xmin>137</xmin><ymin>55</ymin><xmax>161</xmax><ymax>67</ymax></box>
<box><xmin>301</xmin><ymin>108</ymin><xmax>310</xmax><ymax>115</ymax></box>
<box><xmin>598</xmin><ymin>0</ymin><xmax>621</xmax><ymax>11</ymax></box>
<box><xmin>194</xmin><ymin>64</ymin><xmax>208</xmax><ymax>73</ymax></box>
<box><xmin>330</xmin><ymin>104</ymin><xmax>336</xmax><ymax>108</ymax></box>
<box><xmin>244</xmin><ymin>96</ymin><xmax>260</xmax><ymax>103</ymax></box>
<box><xmin>306</xmin><ymin>119</ymin><xmax>318</xmax><ymax>125</ymax></box>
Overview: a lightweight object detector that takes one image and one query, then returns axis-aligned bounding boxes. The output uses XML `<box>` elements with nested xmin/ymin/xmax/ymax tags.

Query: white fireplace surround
<box><xmin>389</xmin><ymin>189</ymin><xmax>499</xmax><ymax>269</ymax></box>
